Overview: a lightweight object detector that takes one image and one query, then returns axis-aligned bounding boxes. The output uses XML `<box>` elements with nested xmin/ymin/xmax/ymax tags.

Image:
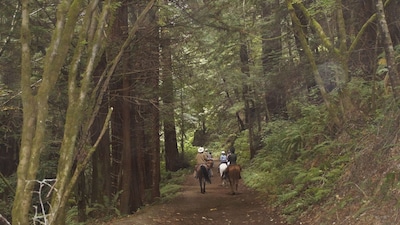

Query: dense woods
<box><xmin>1</xmin><ymin>0</ymin><xmax>400</xmax><ymax>224</ymax></box>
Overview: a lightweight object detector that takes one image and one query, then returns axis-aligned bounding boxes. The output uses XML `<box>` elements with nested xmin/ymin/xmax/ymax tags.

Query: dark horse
<box><xmin>197</xmin><ymin>164</ymin><xmax>211</xmax><ymax>194</ymax></box>
<box><xmin>225</xmin><ymin>164</ymin><xmax>241</xmax><ymax>195</ymax></box>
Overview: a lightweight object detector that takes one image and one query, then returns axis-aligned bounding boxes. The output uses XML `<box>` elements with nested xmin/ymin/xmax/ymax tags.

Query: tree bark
<box><xmin>91</xmin><ymin>56</ymin><xmax>112</xmax><ymax>205</ymax></box>
<box><xmin>48</xmin><ymin>1</ymin><xmax>114</xmax><ymax>223</ymax></box>
<box><xmin>14</xmin><ymin>0</ymin><xmax>156</xmax><ymax>223</ymax></box>
<box><xmin>13</xmin><ymin>0</ymin><xmax>83</xmax><ymax>223</ymax></box>
<box><xmin>376</xmin><ymin>0</ymin><xmax>400</xmax><ymax>100</ymax></box>
<box><xmin>12</xmin><ymin>1</ymin><xmax>35</xmax><ymax>224</ymax></box>
<box><xmin>161</xmin><ymin>26</ymin><xmax>181</xmax><ymax>172</ymax></box>
<box><xmin>239</xmin><ymin>42</ymin><xmax>258</xmax><ymax>159</ymax></box>
<box><xmin>111</xmin><ymin>0</ymin><xmax>132</xmax><ymax>214</ymax></box>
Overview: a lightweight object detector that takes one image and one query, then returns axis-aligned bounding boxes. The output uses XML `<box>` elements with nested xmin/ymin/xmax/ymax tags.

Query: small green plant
<box><xmin>65</xmin><ymin>206</ymin><xmax>85</xmax><ymax>225</ymax></box>
<box><xmin>85</xmin><ymin>191</ymin><xmax>122</xmax><ymax>220</ymax></box>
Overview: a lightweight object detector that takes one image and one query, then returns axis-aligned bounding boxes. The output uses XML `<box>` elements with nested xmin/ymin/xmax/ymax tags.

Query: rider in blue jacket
<box><xmin>220</xmin><ymin>151</ymin><xmax>228</xmax><ymax>163</ymax></box>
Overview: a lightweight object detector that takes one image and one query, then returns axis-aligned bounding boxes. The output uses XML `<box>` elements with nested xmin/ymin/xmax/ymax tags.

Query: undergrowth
<box><xmin>77</xmin><ymin>168</ymin><xmax>189</xmax><ymax>224</ymax></box>
<box><xmin>244</xmin><ymin>102</ymin><xmax>353</xmax><ymax>223</ymax></box>
<box><xmin>242</xmin><ymin>77</ymin><xmax>397</xmax><ymax>224</ymax></box>
<box><xmin>159</xmin><ymin>169</ymin><xmax>188</xmax><ymax>202</ymax></box>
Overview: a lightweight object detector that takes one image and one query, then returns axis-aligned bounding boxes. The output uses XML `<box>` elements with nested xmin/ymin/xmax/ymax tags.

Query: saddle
<box><xmin>195</xmin><ymin>163</ymin><xmax>209</xmax><ymax>171</ymax></box>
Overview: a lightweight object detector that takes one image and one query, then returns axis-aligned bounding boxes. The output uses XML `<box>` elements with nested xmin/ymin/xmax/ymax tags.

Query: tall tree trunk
<box><xmin>120</xmin><ymin>70</ymin><xmax>132</xmax><ymax>214</ymax></box>
<box><xmin>161</xmin><ymin>26</ymin><xmax>181</xmax><ymax>172</ymax></box>
<box><xmin>132</xmin><ymin>104</ymin><xmax>145</xmax><ymax>210</ymax></box>
<box><xmin>76</xmin><ymin>172</ymin><xmax>86</xmax><ymax>222</ymax></box>
<box><xmin>48</xmin><ymin>0</ymin><xmax>117</xmax><ymax>221</ymax></box>
<box><xmin>91</xmin><ymin>116</ymin><xmax>111</xmax><ymax>204</ymax></box>
<box><xmin>126</xmin><ymin>0</ymin><xmax>160</xmax><ymax>211</ymax></box>
<box><xmin>112</xmin><ymin>0</ymin><xmax>132</xmax><ymax>214</ymax></box>
<box><xmin>144</xmin><ymin>4</ymin><xmax>160</xmax><ymax>201</ymax></box>
<box><xmin>240</xmin><ymin>43</ymin><xmax>257</xmax><ymax>159</ymax></box>
<box><xmin>13</xmin><ymin>0</ymin><xmax>85</xmax><ymax>223</ymax></box>
<box><xmin>376</xmin><ymin>0</ymin><xmax>400</xmax><ymax>100</ymax></box>
<box><xmin>12</xmin><ymin>1</ymin><xmax>37</xmax><ymax>224</ymax></box>
<box><xmin>90</xmin><ymin>60</ymin><xmax>112</xmax><ymax>205</ymax></box>
<box><xmin>14</xmin><ymin>0</ymin><xmax>155</xmax><ymax>223</ymax></box>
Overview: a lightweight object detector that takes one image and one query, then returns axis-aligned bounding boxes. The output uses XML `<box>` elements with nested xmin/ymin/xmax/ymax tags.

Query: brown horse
<box><xmin>225</xmin><ymin>164</ymin><xmax>241</xmax><ymax>195</ymax></box>
<box><xmin>197</xmin><ymin>164</ymin><xmax>211</xmax><ymax>194</ymax></box>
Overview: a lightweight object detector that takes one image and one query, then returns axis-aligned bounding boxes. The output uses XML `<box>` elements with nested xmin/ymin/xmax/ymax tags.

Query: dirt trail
<box><xmin>105</xmin><ymin>161</ymin><xmax>293</xmax><ymax>225</ymax></box>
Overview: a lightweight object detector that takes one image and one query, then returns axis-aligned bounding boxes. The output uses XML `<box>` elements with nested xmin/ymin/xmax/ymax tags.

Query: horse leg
<box><xmin>201</xmin><ymin>179</ymin><xmax>206</xmax><ymax>194</ymax></box>
<box><xmin>199</xmin><ymin>176</ymin><xmax>206</xmax><ymax>194</ymax></box>
<box><xmin>228</xmin><ymin>178</ymin><xmax>235</xmax><ymax>195</ymax></box>
<box><xmin>199</xmin><ymin>177</ymin><xmax>204</xmax><ymax>193</ymax></box>
<box><xmin>235</xmin><ymin>179</ymin><xmax>238</xmax><ymax>192</ymax></box>
<box><xmin>232</xmin><ymin>178</ymin><xmax>239</xmax><ymax>195</ymax></box>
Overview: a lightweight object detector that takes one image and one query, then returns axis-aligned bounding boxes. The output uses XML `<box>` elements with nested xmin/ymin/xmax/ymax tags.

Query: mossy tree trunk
<box><xmin>286</xmin><ymin>0</ymin><xmax>343</xmax><ymax>129</ymax></box>
<box><xmin>286</xmin><ymin>0</ymin><xmax>397</xmax><ymax>127</ymax></box>
<box><xmin>287</xmin><ymin>0</ymin><xmax>396</xmax><ymax>124</ymax></box>
<box><xmin>13</xmin><ymin>0</ymin><xmax>95</xmax><ymax>223</ymax></box>
<box><xmin>47</xmin><ymin>0</ymin><xmax>115</xmax><ymax>223</ymax></box>
<box><xmin>376</xmin><ymin>0</ymin><xmax>400</xmax><ymax>101</ymax></box>
<box><xmin>13</xmin><ymin>0</ymin><xmax>156</xmax><ymax>223</ymax></box>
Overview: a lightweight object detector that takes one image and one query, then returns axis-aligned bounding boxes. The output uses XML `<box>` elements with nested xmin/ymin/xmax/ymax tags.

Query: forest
<box><xmin>0</xmin><ymin>0</ymin><xmax>400</xmax><ymax>224</ymax></box>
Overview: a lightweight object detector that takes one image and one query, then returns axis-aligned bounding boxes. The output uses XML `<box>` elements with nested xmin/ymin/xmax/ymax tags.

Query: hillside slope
<box><xmin>302</xmin><ymin>130</ymin><xmax>400</xmax><ymax>224</ymax></box>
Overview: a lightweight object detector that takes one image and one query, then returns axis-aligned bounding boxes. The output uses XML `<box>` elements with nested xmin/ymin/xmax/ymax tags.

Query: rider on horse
<box><xmin>220</xmin><ymin>151</ymin><xmax>228</xmax><ymax>164</ymax></box>
<box><xmin>227</xmin><ymin>146</ymin><xmax>237</xmax><ymax>164</ymax></box>
<box><xmin>218</xmin><ymin>151</ymin><xmax>228</xmax><ymax>174</ymax></box>
<box><xmin>224</xmin><ymin>146</ymin><xmax>241</xmax><ymax>179</ymax></box>
<box><xmin>194</xmin><ymin>147</ymin><xmax>209</xmax><ymax>178</ymax></box>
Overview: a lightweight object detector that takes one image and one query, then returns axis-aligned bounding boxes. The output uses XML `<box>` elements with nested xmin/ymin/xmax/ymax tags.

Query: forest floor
<box><xmin>99</xmin><ymin>161</ymin><xmax>305</xmax><ymax>225</ymax></box>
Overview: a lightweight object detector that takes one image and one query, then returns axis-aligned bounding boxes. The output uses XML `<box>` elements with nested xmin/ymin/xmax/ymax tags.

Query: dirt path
<box><xmin>105</xmin><ymin>161</ymin><xmax>292</xmax><ymax>225</ymax></box>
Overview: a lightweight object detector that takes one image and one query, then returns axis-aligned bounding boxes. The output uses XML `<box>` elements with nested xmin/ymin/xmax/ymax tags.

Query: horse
<box><xmin>225</xmin><ymin>164</ymin><xmax>241</xmax><ymax>195</ymax></box>
<box><xmin>218</xmin><ymin>163</ymin><xmax>228</xmax><ymax>186</ymax></box>
<box><xmin>197</xmin><ymin>164</ymin><xmax>211</xmax><ymax>194</ymax></box>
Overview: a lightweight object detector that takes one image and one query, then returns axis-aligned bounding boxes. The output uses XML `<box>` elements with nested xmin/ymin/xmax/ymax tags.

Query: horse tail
<box><xmin>201</xmin><ymin>165</ymin><xmax>211</xmax><ymax>184</ymax></box>
<box><xmin>227</xmin><ymin>164</ymin><xmax>241</xmax><ymax>194</ymax></box>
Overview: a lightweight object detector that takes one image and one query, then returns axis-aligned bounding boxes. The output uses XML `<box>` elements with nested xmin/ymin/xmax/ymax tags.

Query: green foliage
<box><xmin>347</xmin><ymin>77</ymin><xmax>385</xmax><ymax>115</ymax></box>
<box><xmin>160</xmin><ymin>184</ymin><xmax>182</xmax><ymax>202</ymax></box>
<box><xmin>159</xmin><ymin>169</ymin><xmax>188</xmax><ymax>202</ymax></box>
<box><xmin>234</xmin><ymin>131</ymin><xmax>251</xmax><ymax>165</ymax></box>
<box><xmin>0</xmin><ymin>173</ymin><xmax>16</xmax><ymax>221</ymax></box>
<box><xmin>84</xmin><ymin>191</ymin><xmax>122</xmax><ymax>220</ymax></box>
<box><xmin>65</xmin><ymin>206</ymin><xmax>85</xmax><ymax>225</ymax></box>
<box><xmin>244</xmin><ymin>101</ymin><xmax>352</xmax><ymax>223</ymax></box>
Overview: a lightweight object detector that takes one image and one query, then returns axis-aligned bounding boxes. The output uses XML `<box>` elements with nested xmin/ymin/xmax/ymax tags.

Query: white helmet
<box><xmin>221</xmin><ymin>151</ymin><xmax>225</xmax><ymax>154</ymax></box>
<box><xmin>198</xmin><ymin>147</ymin><xmax>204</xmax><ymax>153</ymax></box>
